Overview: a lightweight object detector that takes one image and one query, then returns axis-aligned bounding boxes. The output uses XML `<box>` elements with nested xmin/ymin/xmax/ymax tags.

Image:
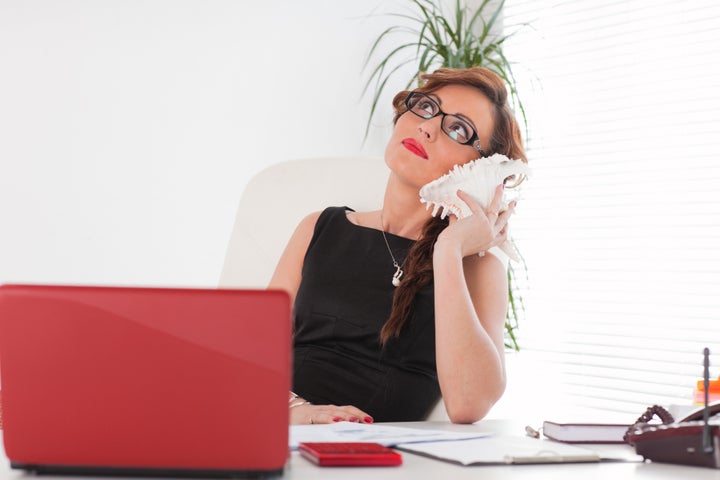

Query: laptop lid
<box><xmin>0</xmin><ymin>284</ymin><xmax>291</xmax><ymax>477</ymax></box>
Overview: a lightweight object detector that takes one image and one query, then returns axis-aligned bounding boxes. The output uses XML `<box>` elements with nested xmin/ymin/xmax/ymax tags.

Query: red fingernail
<box><xmin>364</xmin><ymin>416</ymin><xmax>374</xmax><ymax>424</ymax></box>
<box><xmin>349</xmin><ymin>417</ymin><xmax>359</xmax><ymax>422</ymax></box>
<box><xmin>332</xmin><ymin>417</ymin><xmax>342</xmax><ymax>422</ymax></box>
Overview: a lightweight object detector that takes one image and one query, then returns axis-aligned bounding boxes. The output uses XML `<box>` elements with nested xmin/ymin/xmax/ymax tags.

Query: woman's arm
<box><xmin>267</xmin><ymin>211</ymin><xmax>321</xmax><ymax>305</ymax></box>
<box><xmin>268</xmin><ymin>211</ymin><xmax>374</xmax><ymax>425</ymax></box>
<box><xmin>432</xmin><ymin>186</ymin><xmax>515</xmax><ymax>423</ymax></box>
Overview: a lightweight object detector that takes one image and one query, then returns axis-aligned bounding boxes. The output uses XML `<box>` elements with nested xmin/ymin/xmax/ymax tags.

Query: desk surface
<box><xmin>2</xmin><ymin>420</ymin><xmax>720</xmax><ymax>480</ymax></box>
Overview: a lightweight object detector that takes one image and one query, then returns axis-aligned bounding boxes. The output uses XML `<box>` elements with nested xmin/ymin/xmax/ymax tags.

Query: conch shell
<box><xmin>419</xmin><ymin>153</ymin><xmax>529</xmax><ymax>261</ymax></box>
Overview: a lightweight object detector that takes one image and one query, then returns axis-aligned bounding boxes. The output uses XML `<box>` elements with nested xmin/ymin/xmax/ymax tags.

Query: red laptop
<box><xmin>0</xmin><ymin>284</ymin><xmax>291</xmax><ymax>477</ymax></box>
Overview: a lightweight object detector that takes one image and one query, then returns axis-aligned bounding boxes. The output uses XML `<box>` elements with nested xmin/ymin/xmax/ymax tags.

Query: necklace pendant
<box><xmin>380</xmin><ymin>212</ymin><xmax>405</xmax><ymax>288</ymax></box>
<box><xmin>392</xmin><ymin>266</ymin><xmax>403</xmax><ymax>287</ymax></box>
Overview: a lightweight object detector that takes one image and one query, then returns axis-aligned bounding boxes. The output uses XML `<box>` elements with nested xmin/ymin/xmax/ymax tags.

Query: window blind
<box><xmin>502</xmin><ymin>0</ymin><xmax>720</xmax><ymax>414</ymax></box>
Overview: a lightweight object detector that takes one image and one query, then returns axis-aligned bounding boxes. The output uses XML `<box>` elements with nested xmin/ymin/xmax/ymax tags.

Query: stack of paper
<box><xmin>290</xmin><ymin>422</ymin><xmax>490</xmax><ymax>450</ymax></box>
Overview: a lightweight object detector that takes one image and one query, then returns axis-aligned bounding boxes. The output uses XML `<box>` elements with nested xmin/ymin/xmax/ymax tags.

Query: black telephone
<box><xmin>626</xmin><ymin>348</ymin><xmax>719</xmax><ymax>469</ymax></box>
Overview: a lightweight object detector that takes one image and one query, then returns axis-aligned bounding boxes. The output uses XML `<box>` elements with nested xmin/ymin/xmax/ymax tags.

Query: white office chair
<box><xmin>220</xmin><ymin>157</ymin><xmax>386</xmax><ymax>288</ymax></box>
<box><xmin>219</xmin><ymin>156</ymin><xmax>449</xmax><ymax>421</ymax></box>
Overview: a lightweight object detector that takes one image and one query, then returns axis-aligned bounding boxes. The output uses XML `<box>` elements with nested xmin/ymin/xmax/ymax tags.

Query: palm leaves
<box><xmin>505</xmin><ymin>248</ymin><xmax>528</xmax><ymax>351</ymax></box>
<box><xmin>363</xmin><ymin>0</ymin><xmax>526</xmax><ymax>139</ymax></box>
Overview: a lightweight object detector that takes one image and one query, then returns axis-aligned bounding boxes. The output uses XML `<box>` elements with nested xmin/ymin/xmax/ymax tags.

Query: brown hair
<box><xmin>379</xmin><ymin>67</ymin><xmax>527</xmax><ymax>345</ymax></box>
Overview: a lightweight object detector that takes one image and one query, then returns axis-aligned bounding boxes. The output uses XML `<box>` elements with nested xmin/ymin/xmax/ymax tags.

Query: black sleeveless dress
<box><xmin>292</xmin><ymin>207</ymin><xmax>441</xmax><ymax>422</ymax></box>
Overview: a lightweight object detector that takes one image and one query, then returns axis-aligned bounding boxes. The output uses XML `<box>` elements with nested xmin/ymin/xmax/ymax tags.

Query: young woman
<box><xmin>269</xmin><ymin>67</ymin><xmax>527</xmax><ymax>424</ymax></box>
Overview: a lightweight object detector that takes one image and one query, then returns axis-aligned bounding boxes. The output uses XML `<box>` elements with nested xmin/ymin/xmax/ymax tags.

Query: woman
<box><xmin>269</xmin><ymin>67</ymin><xmax>527</xmax><ymax>425</ymax></box>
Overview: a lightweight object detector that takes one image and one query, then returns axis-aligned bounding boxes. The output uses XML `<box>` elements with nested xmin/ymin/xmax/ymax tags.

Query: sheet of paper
<box><xmin>289</xmin><ymin>422</ymin><xmax>492</xmax><ymax>449</ymax></box>
<box><xmin>395</xmin><ymin>436</ymin><xmax>601</xmax><ymax>465</ymax></box>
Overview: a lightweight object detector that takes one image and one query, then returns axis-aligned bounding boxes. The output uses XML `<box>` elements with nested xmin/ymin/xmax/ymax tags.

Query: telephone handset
<box><xmin>626</xmin><ymin>348</ymin><xmax>719</xmax><ymax>469</ymax></box>
<box><xmin>679</xmin><ymin>402</ymin><xmax>720</xmax><ymax>423</ymax></box>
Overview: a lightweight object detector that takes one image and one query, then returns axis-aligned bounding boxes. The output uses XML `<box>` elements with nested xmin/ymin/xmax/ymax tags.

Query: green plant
<box><xmin>505</xmin><ymin>247</ymin><xmax>528</xmax><ymax>351</ymax></box>
<box><xmin>363</xmin><ymin>0</ymin><xmax>528</xmax><ymax>350</ymax></box>
<box><xmin>363</xmin><ymin>0</ymin><xmax>526</xmax><ymax>138</ymax></box>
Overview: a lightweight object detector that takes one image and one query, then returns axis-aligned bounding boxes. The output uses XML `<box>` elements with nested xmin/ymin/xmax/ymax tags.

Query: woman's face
<box><xmin>385</xmin><ymin>84</ymin><xmax>495</xmax><ymax>189</ymax></box>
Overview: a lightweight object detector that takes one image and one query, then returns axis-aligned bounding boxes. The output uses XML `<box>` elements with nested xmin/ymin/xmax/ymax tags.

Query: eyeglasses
<box><xmin>404</xmin><ymin>92</ymin><xmax>485</xmax><ymax>154</ymax></box>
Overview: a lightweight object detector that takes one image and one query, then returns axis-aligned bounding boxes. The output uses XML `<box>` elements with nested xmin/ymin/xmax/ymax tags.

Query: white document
<box><xmin>395</xmin><ymin>435</ymin><xmax>601</xmax><ymax>465</ymax></box>
<box><xmin>289</xmin><ymin>422</ymin><xmax>492</xmax><ymax>450</ymax></box>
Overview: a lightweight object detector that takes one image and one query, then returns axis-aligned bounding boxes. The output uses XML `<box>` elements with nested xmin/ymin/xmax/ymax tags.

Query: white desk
<box><xmin>2</xmin><ymin>421</ymin><xmax>719</xmax><ymax>480</ymax></box>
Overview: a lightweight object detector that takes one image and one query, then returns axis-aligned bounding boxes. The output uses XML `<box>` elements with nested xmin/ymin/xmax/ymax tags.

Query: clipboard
<box><xmin>395</xmin><ymin>435</ymin><xmax>600</xmax><ymax>465</ymax></box>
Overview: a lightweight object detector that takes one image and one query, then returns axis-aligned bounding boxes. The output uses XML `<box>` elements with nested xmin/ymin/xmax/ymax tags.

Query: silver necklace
<box><xmin>379</xmin><ymin>212</ymin><xmax>404</xmax><ymax>287</ymax></box>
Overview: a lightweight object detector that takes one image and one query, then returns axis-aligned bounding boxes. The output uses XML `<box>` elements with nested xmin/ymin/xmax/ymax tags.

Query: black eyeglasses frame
<box><xmin>404</xmin><ymin>92</ymin><xmax>486</xmax><ymax>155</ymax></box>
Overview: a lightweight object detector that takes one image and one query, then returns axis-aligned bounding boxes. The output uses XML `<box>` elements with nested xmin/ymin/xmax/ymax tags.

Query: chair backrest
<box><xmin>219</xmin><ymin>157</ymin><xmax>389</xmax><ymax>288</ymax></box>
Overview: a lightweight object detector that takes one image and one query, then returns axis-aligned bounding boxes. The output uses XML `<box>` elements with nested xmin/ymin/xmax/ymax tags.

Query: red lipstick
<box><xmin>402</xmin><ymin>138</ymin><xmax>428</xmax><ymax>159</ymax></box>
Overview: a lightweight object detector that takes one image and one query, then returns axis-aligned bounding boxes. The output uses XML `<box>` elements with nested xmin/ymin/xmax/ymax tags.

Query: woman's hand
<box><xmin>290</xmin><ymin>403</ymin><xmax>374</xmax><ymax>425</ymax></box>
<box><xmin>438</xmin><ymin>184</ymin><xmax>516</xmax><ymax>257</ymax></box>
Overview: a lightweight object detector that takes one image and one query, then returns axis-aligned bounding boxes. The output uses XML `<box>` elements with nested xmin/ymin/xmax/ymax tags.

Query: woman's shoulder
<box><xmin>294</xmin><ymin>206</ymin><xmax>353</xmax><ymax>239</ymax></box>
<box><xmin>320</xmin><ymin>206</ymin><xmax>354</xmax><ymax>217</ymax></box>
<box><xmin>343</xmin><ymin>209</ymin><xmax>381</xmax><ymax>230</ymax></box>
<box><xmin>296</xmin><ymin>207</ymin><xmax>384</xmax><ymax>240</ymax></box>
<box><xmin>297</xmin><ymin>206</ymin><xmax>349</xmax><ymax>225</ymax></box>
<box><xmin>313</xmin><ymin>206</ymin><xmax>353</xmax><ymax>227</ymax></box>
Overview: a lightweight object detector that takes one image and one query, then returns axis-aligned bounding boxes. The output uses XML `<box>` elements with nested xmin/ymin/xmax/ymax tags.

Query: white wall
<box><xmin>0</xmin><ymin>0</ymin><xmax>405</xmax><ymax>287</ymax></box>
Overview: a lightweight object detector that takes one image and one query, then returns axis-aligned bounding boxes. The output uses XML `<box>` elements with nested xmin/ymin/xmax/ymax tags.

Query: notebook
<box><xmin>0</xmin><ymin>284</ymin><xmax>291</xmax><ymax>477</ymax></box>
<box><xmin>541</xmin><ymin>421</ymin><xmax>631</xmax><ymax>444</ymax></box>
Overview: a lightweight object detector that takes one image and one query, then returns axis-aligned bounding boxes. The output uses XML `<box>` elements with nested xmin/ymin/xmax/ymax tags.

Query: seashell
<box><xmin>419</xmin><ymin>153</ymin><xmax>529</xmax><ymax>261</ymax></box>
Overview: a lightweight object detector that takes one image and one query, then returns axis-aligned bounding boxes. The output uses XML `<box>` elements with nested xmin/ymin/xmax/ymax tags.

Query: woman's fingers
<box><xmin>456</xmin><ymin>189</ymin><xmax>483</xmax><ymax>217</ymax></box>
<box><xmin>487</xmin><ymin>184</ymin><xmax>505</xmax><ymax>218</ymax></box>
<box><xmin>443</xmin><ymin>185</ymin><xmax>517</xmax><ymax>257</ymax></box>
<box><xmin>323</xmin><ymin>405</ymin><xmax>374</xmax><ymax>424</ymax></box>
<box><xmin>290</xmin><ymin>404</ymin><xmax>374</xmax><ymax>425</ymax></box>
<box><xmin>457</xmin><ymin>184</ymin><xmax>505</xmax><ymax>220</ymax></box>
<box><xmin>495</xmin><ymin>200</ymin><xmax>516</xmax><ymax>233</ymax></box>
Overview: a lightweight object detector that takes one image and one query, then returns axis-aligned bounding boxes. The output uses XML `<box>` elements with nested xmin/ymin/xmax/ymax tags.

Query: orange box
<box><xmin>693</xmin><ymin>375</ymin><xmax>720</xmax><ymax>405</ymax></box>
